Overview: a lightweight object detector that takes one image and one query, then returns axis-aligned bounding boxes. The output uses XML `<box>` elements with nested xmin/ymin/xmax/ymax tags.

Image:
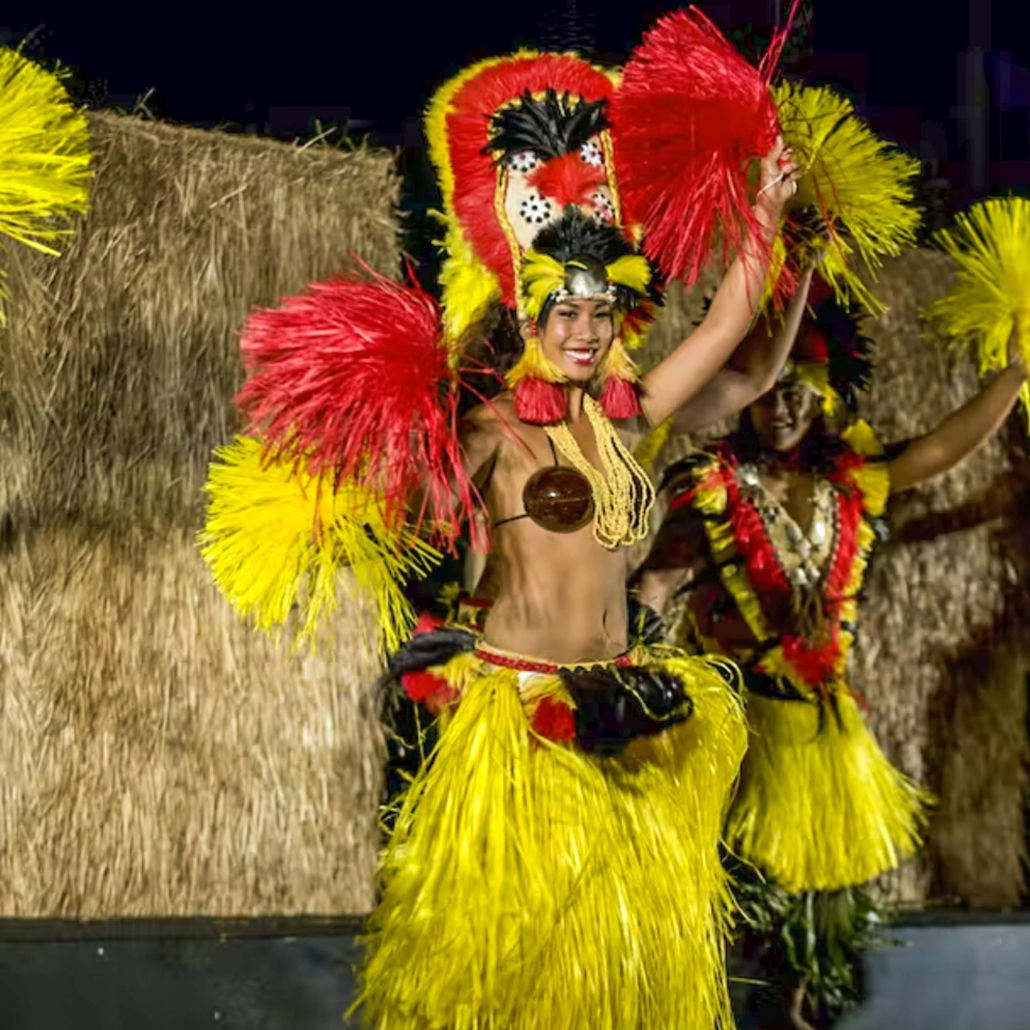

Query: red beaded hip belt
<box><xmin>473</xmin><ymin>641</ymin><xmax>637</xmax><ymax>674</ymax></box>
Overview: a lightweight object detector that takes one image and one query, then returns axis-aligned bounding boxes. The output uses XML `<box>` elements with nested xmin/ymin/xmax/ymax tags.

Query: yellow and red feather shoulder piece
<box><xmin>234</xmin><ymin>263</ymin><xmax>481</xmax><ymax>553</ymax></box>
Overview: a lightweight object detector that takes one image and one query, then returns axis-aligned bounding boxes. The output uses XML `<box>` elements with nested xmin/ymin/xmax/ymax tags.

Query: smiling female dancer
<box><xmin>202</xmin><ymin>13</ymin><xmax>809</xmax><ymax>1029</ymax></box>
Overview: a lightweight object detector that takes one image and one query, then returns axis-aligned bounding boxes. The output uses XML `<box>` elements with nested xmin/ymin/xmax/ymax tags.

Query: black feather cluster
<box><xmin>530</xmin><ymin>206</ymin><xmax>664</xmax><ymax>315</ymax></box>
<box><xmin>485</xmin><ymin>89</ymin><xmax>608</xmax><ymax>162</ymax></box>
<box><xmin>560</xmin><ymin>664</ymin><xmax>693</xmax><ymax>757</ymax></box>
<box><xmin>532</xmin><ymin>204</ymin><xmax>633</xmax><ymax>264</ymax></box>
<box><xmin>809</xmin><ymin>295</ymin><xmax>874</xmax><ymax>411</ymax></box>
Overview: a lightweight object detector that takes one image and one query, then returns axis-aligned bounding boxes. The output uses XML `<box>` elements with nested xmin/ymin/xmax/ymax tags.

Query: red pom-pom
<box><xmin>531</xmin><ymin>697</ymin><xmax>577</xmax><ymax>742</ymax></box>
<box><xmin>780</xmin><ymin>633</ymin><xmax>842</xmax><ymax>688</ymax></box>
<box><xmin>610</xmin><ymin>8</ymin><xmax>780</xmax><ymax>285</ymax></box>
<box><xmin>402</xmin><ymin>670</ymin><xmax>449</xmax><ymax>703</ymax></box>
<box><xmin>598</xmin><ymin>376</ymin><xmax>642</xmax><ymax>419</ymax></box>
<box><xmin>527</xmin><ymin>153</ymin><xmax>607</xmax><ymax>210</ymax></box>
<box><xmin>235</xmin><ymin>265</ymin><xmax>476</xmax><ymax>548</ymax></box>
<box><xmin>412</xmin><ymin>611</ymin><xmax>445</xmax><ymax>636</ymax></box>
<box><xmin>402</xmin><ymin>670</ymin><xmax>460</xmax><ymax>714</ymax></box>
<box><xmin>512</xmin><ymin>376</ymin><xmax>568</xmax><ymax>424</ymax></box>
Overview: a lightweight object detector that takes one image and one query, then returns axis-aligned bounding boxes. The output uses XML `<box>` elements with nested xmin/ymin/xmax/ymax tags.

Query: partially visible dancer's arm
<box><xmin>671</xmin><ymin>263</ymin><xmax>818</xmax><ymax>433</ymax></box>
<box><xmin>639</xmin><ymin>137</ymin><xmax>801</xmax><ymax>427</ymax></box>
<box><xmin>889</xmin><ymin>330</ymin><xmax>1028</xmax><ymax>494</ymax></box>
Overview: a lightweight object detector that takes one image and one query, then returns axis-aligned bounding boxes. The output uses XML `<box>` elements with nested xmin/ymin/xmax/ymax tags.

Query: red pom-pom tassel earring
<box><xmin>505</xmin><ymin>335</ymin><xmax>569</xmax><ymax>424</ymax></box>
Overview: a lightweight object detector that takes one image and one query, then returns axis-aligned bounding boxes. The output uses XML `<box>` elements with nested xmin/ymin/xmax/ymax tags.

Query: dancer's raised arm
<box><xmin>889</xmin><ymin>331</ymin><xmax>1028</xmax><ymax>493</ymax></box>
<box><xmin>671</xmin><ymin>262</ymin><xmax>818</xmax><ymax>433</ymax></box>
<box><xmin>639</xmin><ymin>138</ymin><xmax>800</xmax><ymax>426</ymax></box>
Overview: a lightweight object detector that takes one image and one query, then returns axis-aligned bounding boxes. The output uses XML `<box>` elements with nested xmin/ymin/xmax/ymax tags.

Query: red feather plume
<box><xmin>610</xmin><ymin>7</ymin><xmax>781</xmax><ymax>284</ymax></box>
<box><xmin>235</xmin><ymin>267</ymin><xmax>477</xmax><ymax>550</ymax></box>
<box><xmin>527</xmin><ymin>153</ymin><xmax>607</xmax><ymax>209</ymax></box>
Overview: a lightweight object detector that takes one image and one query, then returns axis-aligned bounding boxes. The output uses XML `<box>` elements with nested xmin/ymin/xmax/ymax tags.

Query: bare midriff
<box><xmin>467</xmin><ymin>396</ymin><xmax>635</xmax><ymax>664</ymax></box>
<box><xmin>479</xmin><ymin>519</ymin><xmax>631</xmax><ymax>664</ymax></box>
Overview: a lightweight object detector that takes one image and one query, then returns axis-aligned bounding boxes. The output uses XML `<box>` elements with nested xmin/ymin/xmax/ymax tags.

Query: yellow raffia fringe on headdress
<box><xmin>605</xmin><ymin>253</ymin><xmax>652</xmax><ymax>293</ymax></box>
<box><xmin>199</xmin><ymin>436</ymin><xmax>440</xmax><ymax>654</ymax></box>
<box><xmin>773</xmin><ymin>81</ymin><xmax>920</xmax><ymax>313</ymax></box>
<box><xmin>424</xmin><ymin>52</ymin><xmax>529</xmax><ymax>354</ymax></box>
<box><xmin>928</xmin><ymin>196</ymin><xmax>1030</xmax><ymax>428</ymax></box>
<box><xmin>0</xmin><ymin>47</ymin><xmax>92</xmax><ymax>323</ymax></box>
<box><xmin>505</xmin><ymin>334</ymin><xmax>566</xmax><ymax>389</ymax></box>
<box><xmin>434</xmin><ymin>211</ymin><xmax>501</xmax><ymax>359</ymax></box>
<box><xmin>521</xmin><ymin>250</ymin><xmax>567</xmax><ymax>321</ymax></box>
<box><xmin>595</xmin><ymin>334</ymin><xmax>639</xmax><ymax>385</ymax></box>
<box><xmin>792</xmin><ymin>360</ymin><xmax>841</xmax><ymax>415</ymax></box>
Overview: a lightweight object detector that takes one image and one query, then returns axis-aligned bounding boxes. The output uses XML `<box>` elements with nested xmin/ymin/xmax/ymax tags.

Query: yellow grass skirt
<box><xmin>725</xmin><ymin>689</ymin><xmax>931</xmax><ymax>893</ymax></box>
<box><xmin>357</xmin><ymin>649</ymin><xmax>747</xmax><ymax>1030</ymax></box>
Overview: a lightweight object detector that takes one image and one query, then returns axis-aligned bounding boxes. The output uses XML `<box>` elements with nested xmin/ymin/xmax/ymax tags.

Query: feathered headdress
<box><xmin>425</xmin><ymin>12</ymin><xmax>796</xmax><ymax>422</ymax></box>
<box><xmin>784</xmin><ymin>276</ymin><xmax>874</xmax><ymax>414</ymax></box>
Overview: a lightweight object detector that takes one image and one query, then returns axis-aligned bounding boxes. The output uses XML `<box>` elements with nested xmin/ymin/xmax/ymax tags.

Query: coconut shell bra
<box><xmin>491</xmin><ymin>395</ymin><xmax>654</xmax><ymax>548</ymax></box>
<box><xmin>495</xmin><ymin>437</ymin><xmax>595</xmax><ymax>534</ymax></box>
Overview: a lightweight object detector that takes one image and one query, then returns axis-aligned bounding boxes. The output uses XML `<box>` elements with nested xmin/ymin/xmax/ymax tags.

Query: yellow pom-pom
<box><xmin>841</xmin><ymin>419</ymin><xmax>890</xmax><ymax>516</ymax></box>
<box><xmin>928</xmin><ymin>196</ymin><xmax>1030</xmax><ymax>425</ymax></box>
<box><xmin>774</xmin><ymin>81</ymin><xmax>920</xmax><ymax>312</ymax></box>
<box><xmin>0</xmin><ymin>47</ymin><xmax>93</xmax><ymax>322</ymax></box>
<box><xmin>604</xmin><ymin>254</ymin><xmax>652</xmax><ymax>294</ymax></box>
<box><xmin>199</xmin><ymin>437</ymin><xmax>440</xmax><ymax>654</ymax></box>
<box><xmin>793</xmin><ymin>361</ymin><xmax>840</xmax><ymax>416</ymax></box>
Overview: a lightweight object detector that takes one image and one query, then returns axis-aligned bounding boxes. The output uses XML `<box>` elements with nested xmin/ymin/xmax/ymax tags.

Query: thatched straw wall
<box><xmin>0</xmin><ymin>111</ymin><xmax>400</xmax><ymax>917</ymax></box>
<box><xmin>849</xmin><ymin>251</ymin><xmax>1029</xmax><ymax>908</ymax></box>
<box><xmin>639</xmin><ymin>249</ymin><xmax>1030</xmax><ymax>908</ymax></box>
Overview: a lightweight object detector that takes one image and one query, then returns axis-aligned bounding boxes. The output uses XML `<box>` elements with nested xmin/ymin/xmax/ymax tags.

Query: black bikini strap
<box><xmin>494</xmin><ymin>513</ymin><xmax>530</xmax><ymax>528</ymax></box>
<box><xmin>494</xmin><ymin>437</ymin><xmax>561</xmax><ymax>528</ymax></box>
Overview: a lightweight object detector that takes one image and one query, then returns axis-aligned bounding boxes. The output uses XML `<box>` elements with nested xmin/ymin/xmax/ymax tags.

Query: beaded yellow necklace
<box><xmin>544</xmin><ymin>394</ymin><xmax>655</xmax><ymax>549</ymax></box>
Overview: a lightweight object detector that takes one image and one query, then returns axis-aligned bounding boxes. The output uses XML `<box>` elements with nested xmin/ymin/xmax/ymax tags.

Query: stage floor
<box><xmin>1</xmin><ymin>913</ymin><xmax>1029</xmax><ymax>1029</ymax></box>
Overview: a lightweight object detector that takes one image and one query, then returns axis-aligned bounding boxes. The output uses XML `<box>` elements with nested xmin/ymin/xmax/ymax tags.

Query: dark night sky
<box><xmin>5</xmin><ymin>1</ymin><xmax>1030</xmax><ymax>206</ymax></box>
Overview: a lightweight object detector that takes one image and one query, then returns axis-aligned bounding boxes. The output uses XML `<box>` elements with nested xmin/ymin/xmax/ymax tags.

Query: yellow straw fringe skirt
<box><xmin>725</xmin><ymin>690</ymin><xmax>931</xmax><ymax>893</ymax></box>
<box><xmin>357</xmin><ymin>650</ymin><xmax>747</xmax><ymax>1030</ymax></box>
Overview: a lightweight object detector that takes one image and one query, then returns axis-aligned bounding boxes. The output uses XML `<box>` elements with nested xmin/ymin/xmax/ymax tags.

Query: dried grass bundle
<box><xmin>0</xmin><ymin>110</ymin><xmax>401</xmax><ymax>916</ymax></box>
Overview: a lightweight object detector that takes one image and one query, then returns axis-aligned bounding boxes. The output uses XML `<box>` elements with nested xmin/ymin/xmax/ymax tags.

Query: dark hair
<box><xmin>456</xmin><ymin>305</ymin><xmax>524</xmax><ymax>416</ymax></box>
